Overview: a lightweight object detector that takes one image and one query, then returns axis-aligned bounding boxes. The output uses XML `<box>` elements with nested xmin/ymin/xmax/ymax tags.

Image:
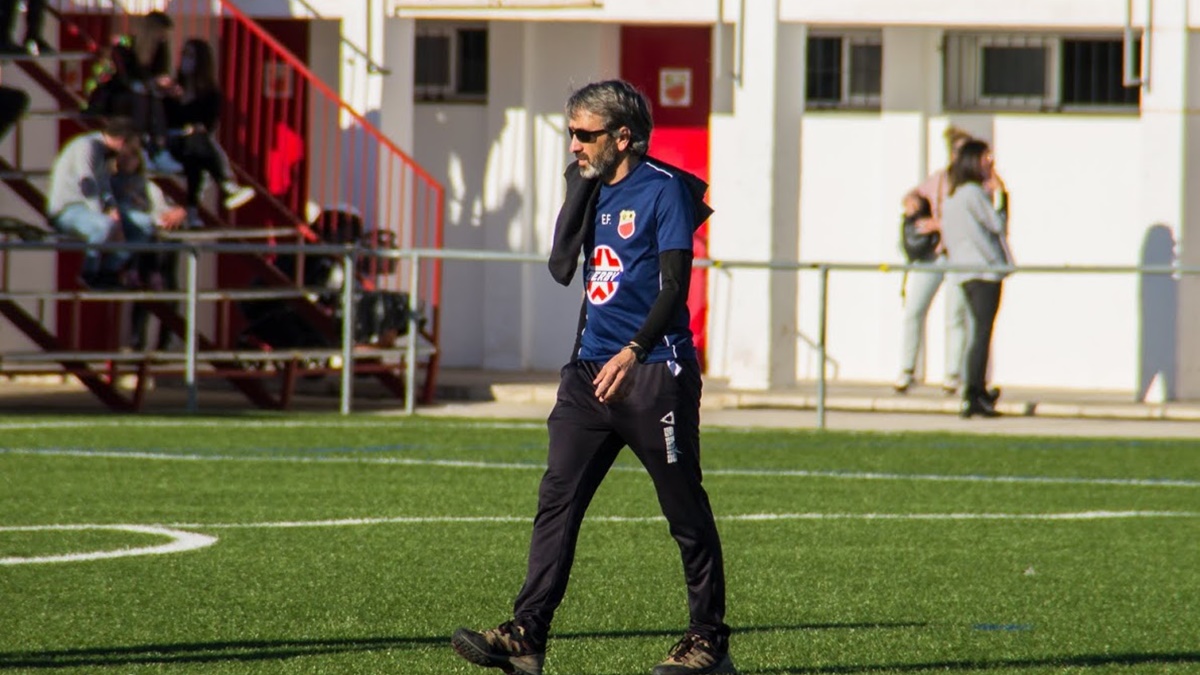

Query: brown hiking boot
<box><xmin>451</xmin><ymin>621</ymin><xmax>545</xmax><ymax>675</ymax></box>
<box><xmin>651</xmin><ymin>632</ymin><xmax>737</xmax><ymax>674</ymax></box>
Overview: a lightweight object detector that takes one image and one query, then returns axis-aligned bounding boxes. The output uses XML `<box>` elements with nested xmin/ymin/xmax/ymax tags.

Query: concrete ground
<box><xmin>3</xmin><ymin>367</ymin><xmax>1200</xmax><ymax>439</ymax></box>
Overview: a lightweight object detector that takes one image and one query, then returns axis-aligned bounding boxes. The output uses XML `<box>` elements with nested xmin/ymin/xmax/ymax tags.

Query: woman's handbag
<box><xmin>901</xmin><ymin>215</ymin><xmax>940</xmax><ymax>262</ymax></box>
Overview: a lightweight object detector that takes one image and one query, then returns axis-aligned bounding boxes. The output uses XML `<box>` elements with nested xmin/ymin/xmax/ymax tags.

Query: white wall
<box><xmin>413</xmin><ymin>104</ymin><xmax>490</xmax><ymax>366</ymax></box>
<box><xmin>794</xmin><ymin>114</ymin><xmax>1145</xmax><ymax>391</ymax></box>
<box><xmin>397</xmin><ymin>9</ymin><xmax>1193</xmax><ymax>400</ymax></box>
<box><xmin>408</xmin><ymin>20</ymin><xmax>618</xmax><ymax>370</ymax></box>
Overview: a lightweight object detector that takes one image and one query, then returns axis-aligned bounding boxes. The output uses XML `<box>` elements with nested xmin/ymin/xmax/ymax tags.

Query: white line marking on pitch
<box><xmin>0</xmin><ymin>525</ymin><xmax>217</xmax><ymax>565</ymax></box>
<box><xmin>4</xmin><ymin>448</ymin><xmax>1197</xmax><ymax>488</ymax></box>
<box><xmin>0</xmin><ymin>419</ymin><xmax>543</xmax><ymax>431</ymax></box>
<box><xmin>169</xmin><ymin>510</ymin><xmax>1198</xmax><ymax>530</ymax></box>
<box><xmin>4</xmin><ymin>511</ymin><xmax>1195</xmax><ymax>566</ymax></box>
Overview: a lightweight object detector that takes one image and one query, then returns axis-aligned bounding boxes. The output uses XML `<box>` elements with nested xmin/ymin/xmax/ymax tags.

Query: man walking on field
<box><xmin>451</xmin><ymin>79</ymin><xmax>735</xmax><ymax>675</ymax></box>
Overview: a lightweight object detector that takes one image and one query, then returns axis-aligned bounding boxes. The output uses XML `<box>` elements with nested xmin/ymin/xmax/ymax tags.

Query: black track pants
<box><xmin>513</xmin><ymin>359</ymin><xmax>729</xmax><ymax>644</ymax></box>
<box><xmin>962</xmin><ymin>279</ymin><xmax>1002</xmax><ymax>397</ymax></box>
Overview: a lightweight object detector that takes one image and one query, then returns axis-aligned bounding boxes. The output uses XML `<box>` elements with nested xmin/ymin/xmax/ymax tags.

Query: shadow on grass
<box><xmin>5</xmin><ymin>630</ymin><xmax>1195</xmax><ymax>673</ymax></box>
<box><xmin>0</xmin><ymin>636</ymin><xmax>443</xmax><ymax>670</ymax></box>
<box><xmin>0</xmin><ymin>624</ymin><xmax>917</xmax><ymax>670</ymax></box>
<box><xmin>739</xmin><ymin>652</ymin><xmax>1200</xmax><ymax>674</ymax></box>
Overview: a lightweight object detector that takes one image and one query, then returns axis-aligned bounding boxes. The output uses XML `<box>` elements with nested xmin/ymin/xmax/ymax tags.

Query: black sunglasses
<box><xmin>568</xmin><ymin>127</ymin><xmax>612</xmax><ymax>143</ymax></box>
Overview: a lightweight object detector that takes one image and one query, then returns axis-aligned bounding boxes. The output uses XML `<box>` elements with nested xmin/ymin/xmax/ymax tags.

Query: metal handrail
<box><xmin>3</xmin><ymin>238</ymin><xmax>1194</xmax><ymax>419</ymax></box>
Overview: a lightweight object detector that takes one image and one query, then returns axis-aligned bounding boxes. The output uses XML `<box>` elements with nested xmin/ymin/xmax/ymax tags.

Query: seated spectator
<box><xmin>0</xmin><ymin>62</ymin><xmax>30</xmax><ymax>142</ymax></box>
<box><xmin>111</xmin><ymin>135</ymin><xmax>186</xmax><ymax>275</ymax></box>
<box><xmin>0</xmin><ymin>0</ymin><xmax>51</xmax><ymax>56</ymax></box>
<box><xmin>164</xmin><ymin>38</ymin><xmax>254</xmax><ymax>222</ymax></box>
<box><xmin>46</xmin><ymin>116</ymin><xmax>155</xmax><ymax>288</ymax></box>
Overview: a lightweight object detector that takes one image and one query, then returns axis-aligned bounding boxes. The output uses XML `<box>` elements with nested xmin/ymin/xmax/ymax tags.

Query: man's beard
<box><xmin>578</xmin><ymin>139</ymin><xmax>621</xmax><ymax>181</ymax></box>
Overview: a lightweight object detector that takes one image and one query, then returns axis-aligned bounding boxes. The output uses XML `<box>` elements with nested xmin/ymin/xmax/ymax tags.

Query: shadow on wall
<box><xmin>1138</xmin><ymin>223</ymin><xmax>1177</xmax><ymax>402</ymax></box>
<box><xmin>342</xmin><ymin>111</ymin><xmax>381</xmax><ymax>224</ymax></box>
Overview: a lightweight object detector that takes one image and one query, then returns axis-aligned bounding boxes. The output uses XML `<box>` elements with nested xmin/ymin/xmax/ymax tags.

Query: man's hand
<box><xmin>593</xmin><ymin>347</ymin><xmax>639</xmax><ymax>404</ymax></box>
<box><xmin>159</xmin><ymin>206</ymin><xmax>187</xmax><ymax>230</ymax></box>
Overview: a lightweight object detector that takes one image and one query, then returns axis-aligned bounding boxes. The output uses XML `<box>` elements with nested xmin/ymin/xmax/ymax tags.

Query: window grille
<box><xmin>806</xmin><ymin>32</ymin><xmax>882</xmax><ymax>110</ymax></box>
<box><xmin>945</xmin><ymin>33</ymin><xmax>1140</xmax><ymax>112</ymax></box>
<box><xmin>1061</xmin><ymin>38</ymin><xmax>1140</xmax><ymax>107</ymax></box>
<box><xmin>414</xmin><ymin>23</ymin><xmax>488</xmax><ymax>102</ymax></box>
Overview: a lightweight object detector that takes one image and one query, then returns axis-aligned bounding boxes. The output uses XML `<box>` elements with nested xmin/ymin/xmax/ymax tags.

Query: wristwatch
<box><xmin>626</xmin><ymin>342</ymin><xmax>648</xmax><ymax>364</ymax></box>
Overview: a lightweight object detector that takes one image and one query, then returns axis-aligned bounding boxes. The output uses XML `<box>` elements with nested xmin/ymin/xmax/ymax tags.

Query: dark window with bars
<box><xmin>848</xmin><ymin>43</ymin><xmax>882</xmax><ymax>98</ymax></box>
<box><xmin>806</xmin><ymin>37</ymin><xmax>843</xmax><ymax>103</ymax></box>
<box><xmin>457</xmin><ymin>29</ymin><xmax>488</xmax><ymax>96</ymax></box>
<box><xmin>1061</xmin><ymin>38</ymin><xmax>1140</xmax><ymax>106</ymax></box>
<box><xmin>414</xmin><ymin>26</ymin><xmax>488</xmax><ymax>102</ymax></box>
<box><xmin>806</xmin><ymin>35</ymin><xmax>881</xmax><ymax>109</ymax></box>
<box><xmin>415</xmin><ymin>34</ymin><xmax>451</xmax><ymax>88</ymax></box>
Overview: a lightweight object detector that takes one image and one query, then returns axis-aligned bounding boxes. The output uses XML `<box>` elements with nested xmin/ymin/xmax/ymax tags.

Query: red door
<box><xmin>620</xmin><ymin>26</ymin><xmax>712</xmax><ymax>370</ymax></box>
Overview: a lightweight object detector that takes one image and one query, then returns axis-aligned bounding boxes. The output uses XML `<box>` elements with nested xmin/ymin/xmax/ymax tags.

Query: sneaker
<box><xmin>23</xmin><ymin>38</ymin><xmax>54</xmax><ymax>56</ymax></box>
<box><xmin>222</xmin><ymin>182</ymin><xmax>255</xmax><ymax>210</ymax></box>
<box><xmin>942</xmin><ymin>375</ymin><xmax>961</xmax><ymax>396</ymax></box>
<box><xmin>149</xmin><ymin>149</ymin><xmax>184</xmax><ymax>174</ymax></box>
<box><xmin>451</xmin><ymin>621</ymin><xmax>544</xmax><ymax>675</ymax></box>
<box><xmin>652</xmin><ymin>632</ymin><xmax>737</xmax><ymax>675</ymax></box>
<box><xmin>184</xmin><ymin>207</ymin><xmax>204</xmax><ymax>229</ymax></box>
<box><xmin>893</xmin><ymin>371</ymin><xmax>914</xmax><ymax>394</ymax></box>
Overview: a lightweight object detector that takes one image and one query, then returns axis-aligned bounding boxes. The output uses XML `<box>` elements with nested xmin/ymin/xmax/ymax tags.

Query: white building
<box><xmin>7</xmin><ymin>0</ymin><xmax>1198</xmax><ymax>401</ymax></box>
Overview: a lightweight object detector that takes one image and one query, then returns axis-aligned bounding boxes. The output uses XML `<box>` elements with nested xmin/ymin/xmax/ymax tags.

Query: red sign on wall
<box><xmin>659</xmin><ymin>68</ymin><xmax>692</xmax><ymax>108</ymax></box>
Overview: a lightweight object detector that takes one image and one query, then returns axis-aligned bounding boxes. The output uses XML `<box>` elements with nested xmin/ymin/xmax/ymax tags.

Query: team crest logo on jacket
<box><xmin>586</xmin><ymin>245</ymin><xmax>623</xmax><ymax>304</ymax></box>
<box><xmin>617</xmin><ymin>209</ymin><xmax>636</xmax><ymax>239</ymax></box>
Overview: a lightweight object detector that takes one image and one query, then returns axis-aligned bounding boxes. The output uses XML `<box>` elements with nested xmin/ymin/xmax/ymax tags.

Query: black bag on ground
<box><xmin>351</xmin><ymin>290</ymin><xmax>423</xmax><ymax>346</ymax></box>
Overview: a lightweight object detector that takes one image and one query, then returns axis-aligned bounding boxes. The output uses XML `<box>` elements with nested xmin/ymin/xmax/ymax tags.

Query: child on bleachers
<box><xmin>110</xmin><ymin>136</ymin><xmax>186</xmax><ymax>287</ymax></box>
<box><xmin>111</xmin><ymin>137</ymin><xmax>185</xmax><ymax>349</ymax></box>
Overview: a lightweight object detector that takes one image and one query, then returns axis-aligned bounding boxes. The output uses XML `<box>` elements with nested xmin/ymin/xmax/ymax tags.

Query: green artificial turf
<box><xmin>1</xmin><ymin>415</ymin><xmax>1197</xmax><ymax>673</ymax></box>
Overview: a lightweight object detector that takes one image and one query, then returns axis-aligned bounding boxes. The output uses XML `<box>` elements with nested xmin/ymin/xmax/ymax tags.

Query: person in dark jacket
<box><xmin>164</xmin><ymin>38</ymin><xmax>254</xmax><ymax>219</ymax></box>
<box><xmin>104</xmin><ymin>11</ymin><xmax>181</xmax><ymax>172</ymax></box>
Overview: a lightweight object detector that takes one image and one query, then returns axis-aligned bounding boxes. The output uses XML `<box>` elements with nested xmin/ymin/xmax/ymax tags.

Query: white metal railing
<box><xmin>0</xmin><ymin>239</ymin><xmax>434</xmax><ymax>415</ymax></box>
<box><xmin>0</xmin><ymin>238</ymin><xmax>1192</xmax><ymax>423</ymax></box>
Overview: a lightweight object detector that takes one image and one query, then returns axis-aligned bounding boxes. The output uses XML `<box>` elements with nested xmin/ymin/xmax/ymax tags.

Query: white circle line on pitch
<box><xmin>3</xmin><ymin>511</ymin><xmax>1194</xmax><ymax>565</ymax></box>
<box><xmin>0</xmin><ymin>524</ymin><xmax>218</xmax><ymax>565</ymax></box>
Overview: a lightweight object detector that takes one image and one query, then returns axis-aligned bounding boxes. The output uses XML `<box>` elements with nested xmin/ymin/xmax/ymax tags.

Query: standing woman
<box><xmin>940</xmin><ymin>139</ymin><xmax>1013</xmax><ymax>418</ymax></box>
<box><xmin>893</xmin><ymin>126</ymin><xmax>974</xmax><ymax>395</ymax></box>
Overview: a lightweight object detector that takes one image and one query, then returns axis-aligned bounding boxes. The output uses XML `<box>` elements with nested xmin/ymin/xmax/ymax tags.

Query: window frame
<box><xmin>805</xmin><ymin>30</ymin><xmax>883</xmax><ymax>111</ymax></box>
<box><xmin>414</xmin><ymin>21</ymin><xmax>488</xmax><ymax>103</ymax></box>
<box><xmin>945</xmin><ymin>31</ymin><xmax>1141</xmax><ymax>113</ymax></box>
